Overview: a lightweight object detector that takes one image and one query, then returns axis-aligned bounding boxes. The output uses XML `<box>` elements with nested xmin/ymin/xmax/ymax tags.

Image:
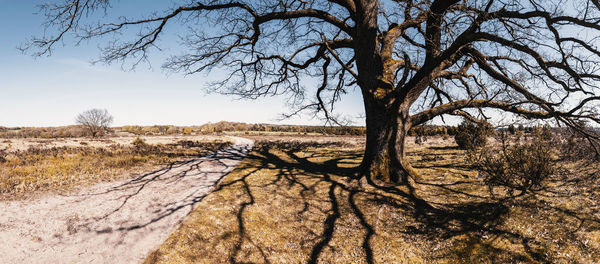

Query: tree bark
<box><xmin>353</xmin><ymin>0</ymin><xmax>415</xmax><ymax>185</ymax></box>
<box><xmin>360</xmin><ymin>95</ymin><xmax>413</xmax><ymax>185</ymax></box>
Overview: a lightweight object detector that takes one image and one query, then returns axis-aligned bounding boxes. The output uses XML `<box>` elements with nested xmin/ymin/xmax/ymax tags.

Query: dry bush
<box><xmin>132</xmin><ymin>137</ymin><xmax>148</xmax><ymax>151</ymax></box>
<box><xmin>475</xmin><ymin>133</ymin><xmax>555</xmax><ymax>196</ymax></box>
<box><xmin>0</xmin><ymin>149</ymin><xmax>6</xmax><ymax>163</ymax></box>
<box><xmin>539</xmin><ymin>124</ymin><xmax>553</xmax><ymax>141</ymax></box>
<box><xmin>174</xmin><ymin>140</ymin><xmax>227</xmax><ymax>153</ymax></box>
<box><xmin>454</xmin><ymin>119</ymin><xmax>493</xmax><ymax>150</ymax></box>
<box><xmin>414</xmin><ymin>135</ymin><xmax>428</xmax><ymax>145</ymax></box>
<box><xmin>553</xmin><ymin>128</ymin><xmax>600</xmax><ymax>162</ymax></box>
<box><xmin>174</xmin><ymin>140</ymin><xmax>222</xmax><ymax>148</ymax></box>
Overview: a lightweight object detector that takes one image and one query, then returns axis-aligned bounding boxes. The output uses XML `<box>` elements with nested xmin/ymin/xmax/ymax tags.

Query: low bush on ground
<box><xmin>0</xmin><ymin>149</ymin><xmax>6</xmax><ymax>163</ymax></box>
<box><xmin>475</xmin><ymin>132</ymin><xmax>555</xmax><ymax>196</ymax></box>
<box><xmin>132</xmin><ymin>136</ymin><xmax>148</xmax><ymax>149</ymax></box>
<box><xmin>254</xmin><ymin>139</ymin><xmax>359</xmax><ymax>151</ymax></box>
<box><xmin>454</xmin><ymin>118</ymin><xmax>493</xmax><ymax>150</ymax></box>
<box><xmin>554</xmin><ymin>127</ymin><xmax>600</xmax><ymax>162</ymax></box>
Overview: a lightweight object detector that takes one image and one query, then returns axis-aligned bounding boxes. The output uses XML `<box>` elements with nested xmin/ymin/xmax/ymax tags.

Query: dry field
<box><xmin>0</xmin><ymin>135</ymin><xmax>226</xmax><ymax>152</ymax></box>
<box><xmin>0</xmin><ymin>135</ymin><xmax>233</xmax><ymax>200</ymax></box>
<box><xmin>146</xmin><ymin>135</ymin><xmax>600</xmax><ymax>263</ymax></box>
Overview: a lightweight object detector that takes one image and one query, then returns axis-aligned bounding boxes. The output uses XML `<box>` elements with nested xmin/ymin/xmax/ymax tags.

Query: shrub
<box><xmin>255</xmin><ymin>140</ymin><xmax>357</xmax><ymax>151</ymax></box>
<box><xmin>507</xmin><ymin>124</ymin><xmax>516</xmax><ymax>134</ymax></box>
<box><xmin>476</xmin><ymin>135</ymin><xmax>555</xmax><ymax>196</ymax></box>
<box><xmin>454</xmin><ymin>119</ymin><xmax>493</xmax><ymax>150</ymax></box>
<box><xmin>0</xmin><ymin>149</ymin><xmax>6</xmax><ymax>163</ymax></box>
<box><xmin>539</xmin><ymin>124</ymin><xmax>553</xmax><ymax>141</ymax></box>
<box><xmin>414</xmin><ymin>135</ymin><xmax>427</xmax><ymax>145</ymax></box>
<box><xmin>132</xmin><ymin>137</ymin><xmax>148</xmax><ymax>149</ymax></box>
<box><xmin>554</xmin><ymin>125</ymin><xmax>600</xmax><ymax>162</ymax></box>
<box><xmin>442</xmin><ymin>133</ymin><xmax>450</xmax><ymax>140</ymax></box>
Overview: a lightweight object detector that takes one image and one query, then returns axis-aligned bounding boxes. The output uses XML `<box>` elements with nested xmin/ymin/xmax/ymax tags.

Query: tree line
<box><xmin>3</xmin><ymin>120</ymin><xmax>577</xmax><ymax>139</ymax></box>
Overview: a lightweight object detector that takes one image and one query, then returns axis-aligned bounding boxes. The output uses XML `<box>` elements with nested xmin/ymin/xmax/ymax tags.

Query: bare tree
<box><xmin>76</xmin><ymin>109</ymin><xmax>113</xmax><ymax>138</ymax></box>
<box><xmin>27</xmin><ymin>0</ymin><xmax>600</xmax><ymax>184</ymax></box>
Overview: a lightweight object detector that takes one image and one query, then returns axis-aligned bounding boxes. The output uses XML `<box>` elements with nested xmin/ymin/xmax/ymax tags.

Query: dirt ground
<box><xmin>146</xmin><ymin>136</ymin><xmax>600</xmax><ymax>263</ymax></box>
<box><xmin>0</xmin><ymin>137</ymin><xmax>253</xmax><ymax>264</ymax></box>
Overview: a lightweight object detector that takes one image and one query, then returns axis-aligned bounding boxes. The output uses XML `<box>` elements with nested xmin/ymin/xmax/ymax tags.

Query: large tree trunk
<box><xmin>353</xmin><ymin>0</ymin><xmax>415</xmax><ymax>185</ymax></box>
<box><xmin>360</xmin><ymin>96</ymin><xmax>413</xmax><ymax>185</ymax></box>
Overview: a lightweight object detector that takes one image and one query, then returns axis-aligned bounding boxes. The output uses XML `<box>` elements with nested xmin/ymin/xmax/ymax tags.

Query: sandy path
<box><xmin>0</xmin><ymin>137</ymin><xmax>253</xmax><ymax>264</ymax></box>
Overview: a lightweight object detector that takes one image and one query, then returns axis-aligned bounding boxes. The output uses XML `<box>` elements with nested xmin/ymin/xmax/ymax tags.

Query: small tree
<box><xmin>75</xmin><ymin>109</ymin><xmax>113</xmax><ymax>138</ymax></box>
<box><xmin>507</xmin><ymin>125</ymin><xmax>516</xmax><ymax>135</ymax></box>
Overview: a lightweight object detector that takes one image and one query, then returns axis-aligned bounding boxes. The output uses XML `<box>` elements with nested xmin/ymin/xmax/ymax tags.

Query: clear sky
<box><xmin>0</xmin><ymin>0</ymin><xmax>365</xmax><ymax>127</ymax></box>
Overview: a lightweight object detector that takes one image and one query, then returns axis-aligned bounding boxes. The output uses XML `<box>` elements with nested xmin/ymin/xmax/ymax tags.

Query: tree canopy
<box><xmin>76</xmin><ymin>108</ymin><xmax>113</xmax><ymax>138</ymax></box>
<box><xmin>28</xmin><ymin>0</ymin><xmax>600</xmax><ymax>183</ymax></box>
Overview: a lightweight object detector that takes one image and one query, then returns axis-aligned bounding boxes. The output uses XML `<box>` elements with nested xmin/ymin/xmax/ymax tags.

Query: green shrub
<box><xmin>454</xmin><ymin>119</ymin><xmax>493</xmax><ymax>150</ymax></box>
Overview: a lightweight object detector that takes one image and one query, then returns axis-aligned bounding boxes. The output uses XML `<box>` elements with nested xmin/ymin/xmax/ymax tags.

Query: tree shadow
<box><xmin>201</xmin><ymin>143</ymin><xmax>600</xmax><ymax>264</ymax></box>
<box><xmin>407</xmin><ymin>150</ymin><xmax>600</xmax><ymax>263</ymax></box>
<box><xmin>140</xmin><ymin>140</ymin><xmax>600</xmax><ymax>263</ymax></box>
<box><xmin>428</xmin><ymin>145</ymin><xmax>461</xmax><ymax>151</ymax></box>
<box><xmin>61</xmin><ymin>143</ymin><xmax>253</xmax><ymax>243</ymax></box>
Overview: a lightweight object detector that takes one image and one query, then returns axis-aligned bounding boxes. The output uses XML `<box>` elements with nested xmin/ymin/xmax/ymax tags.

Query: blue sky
<box><xmin>0</xmin><ymin>0</ymin><xmax>364</xmax><ymax>127</ymax></box>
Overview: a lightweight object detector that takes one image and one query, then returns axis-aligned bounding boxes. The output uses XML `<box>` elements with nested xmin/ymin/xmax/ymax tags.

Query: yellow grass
<box><xmin>0</xmin><ymin>140</ymin><xmax>231</xmax><ymax>200</ymax></box>
<box><xmin>146</xmin><ymin>136</ymin><xmax>600</xmax><ymax>263</ymax></box>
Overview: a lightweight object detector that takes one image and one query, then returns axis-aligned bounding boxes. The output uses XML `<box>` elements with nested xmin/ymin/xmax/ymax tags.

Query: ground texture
<box><xmin>146</xmin><ymin>137</ymin><xmax>600</xmax><ymax>264</ymax></box>
<box><xmin>0</xmin><ymin>137</ymin><xmax>253</xmax><ymax>264</ymax></box>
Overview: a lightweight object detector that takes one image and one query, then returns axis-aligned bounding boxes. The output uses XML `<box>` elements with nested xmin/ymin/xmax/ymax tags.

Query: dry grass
<box><xmin>0</xmin><ymin>139</ymin><xmax>231</xmax><ymax>200</ymax></box>
<box><xmin>145</xmin><ymin>135</ymin><xmax>600</xmax><ymax>263</ymax></box>
<box><xmin>0</xmin><ymin>135</ymin><xmax>226</xmax><ymax>152</ymax></box>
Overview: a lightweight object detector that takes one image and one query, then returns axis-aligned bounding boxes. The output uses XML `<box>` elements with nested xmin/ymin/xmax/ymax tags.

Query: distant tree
<box><xmin>75</xmin><ymin>109</ymin><xmax>113</xmax><ymax>138</ymax></box>
<box><xmin>539</xmin><ymin>124</ymin><xmax>553</xmax><ymax>141</ymax></box>
<box><xmin>507</xmin><ymin>125</ymin><xmax>516</xmax><ymax>135</ymax></box>
<box><xmin>27</xmin><ymin>0</ymin><xmax>600</xmax><ymax>184</ymax></box>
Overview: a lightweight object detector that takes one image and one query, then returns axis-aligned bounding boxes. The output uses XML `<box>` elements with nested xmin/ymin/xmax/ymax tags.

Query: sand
<box><xmin>0</xmin><ymin>137</ymin><xmax>253</xmax><ymax>264</ymax></box>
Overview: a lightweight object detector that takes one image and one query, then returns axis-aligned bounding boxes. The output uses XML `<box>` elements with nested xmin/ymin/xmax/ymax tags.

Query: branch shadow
<box><xmin>406</xmin><ymin>147</ymin><xmax>600</xmax><ymax>263</ymax></box>
<box><xmin>141</xmin><ymin>140</ymin><xmax>600</xmax><ymax>263</ymax></box>
<box><xmin>62</xmin><ymin>143</ymin><xmax>253</xmax><ymax>243</ymax></box>
<box><xmin>210</xmin><ymin>143</ymin><xmax>600</xmax><ymax>263</ymax></box>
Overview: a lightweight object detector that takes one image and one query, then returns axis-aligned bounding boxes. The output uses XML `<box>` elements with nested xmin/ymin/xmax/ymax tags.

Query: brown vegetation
<box><xmin>454</xmin><ymin>119</ymin><xmax>493</xmax><ymax>150</ymax></box>
<box><xmin>0</xmin><ymin>139</ymin><xmax>231</xmax><ymax>200</ymax></box>
<box><xmin>146</xmin><ymin>135</ymin><xmax>600</xmax><ymax>263</ymax></box>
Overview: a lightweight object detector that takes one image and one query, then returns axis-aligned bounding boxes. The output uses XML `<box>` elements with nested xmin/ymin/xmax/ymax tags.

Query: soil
<box><xmin>0</xmin><ymin>137</ymin><xmax>253</xmax><ymax>264</ymax></box>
